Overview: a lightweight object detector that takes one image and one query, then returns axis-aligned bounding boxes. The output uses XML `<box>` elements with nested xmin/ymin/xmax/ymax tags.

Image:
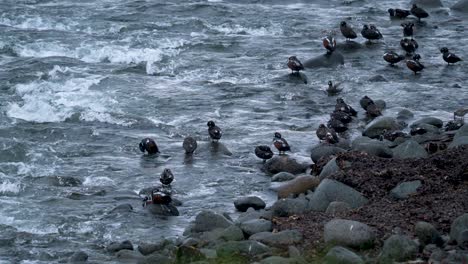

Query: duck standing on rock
<box><xmin>340</xmin><ymin>21</ymin><xmax>357</xmax><ymax>41</ymax></box>
<box><xmin>366</xmin><ymin>102</ymin><xmax>382</xmax><ymax>118</ymax></box>
<box><xmin>335</xmin><ymin>98</ymin><xmax>357</xmax><ymax>117</ymax></box>
<box><xmin>400</xmin><ymin>38</ymin><xmax>419</xmax><ymax>55</ymax></box>
<box><xmin>401</xmin><ymin>22</ymin><xmax>414</xmax><ymax>38</ymax></box>
<box><xmin>359</xmin><ymin>95</ymin><xmax>374</xmax><ymax>111</ymax></box>
<box><xmin>139</xmin><ymin>138</ymin><xmax>159</xmax><ymax>155</ymax></box>
<box><xmin>273</xmin><ymin>132</ymin><xmax>291</xmax><ymax>155</ymax></box>
<box><xmin>322</xmin><ymin>35</ymin><xmax>337</xmax><ymax>54</ymax></box>
<box><xmin>361</xmin><ymin>24</ymin><xmax>383</xmax><ymax>43</ymax></box>
<box><xmin>207</xmin><ymin>120</ymin><xmax>222</xmax><ymax>142</ymax></box>
<box><xmin>388</xmin><ymin>8</ymin><xmax>411</xmax><ymax>19</ymax></box>
<box><xmin>330</xmin><ymin>110</ymin><xmax>352</xmax><ymax>124</ymax></box>
<box><xmin>316</xmin><ymin>124</ymin><xmax>339</xmax><ymax>143</ymax></box>
<box><xmin>440</xmin><ymin>47</ymin><xmax>462</xmax><ymax>65</ymax></box>
<box><xmin>287</xmin><ymin>56</ymin><xmax>304</xmax><ymax>75</ymax></box>
<box><xmin>255</xmin><ymin>145</ymin><xmax>274</xmax><ymax>162</ymax></box>
<box><xmin>327</xmin><ymin>118</ymin><xmax>348</xmax><ymax>133</ymax></box>
<box><xmin>183</xmin><ymin>136</ymin><xmax>197</xmax><ymax>154</ymax></box>
<box><xmin>383</xmin><ymin>51</ymin><xmax>405</xmax><ymax>66</ymax></box>
<box><xmin>411</xmin><ymin>4</ymin><xmax>429</xmax><ymax>22</ymax></box>
<box><xmin>326</xmin><ymin>81</ymin><xmax>343</xmax><ymax>96</ymax></box>
<box><xmin>407</xmin><ymin>54</ymin><xmax>425</xmax><ymax>74</ymax></box>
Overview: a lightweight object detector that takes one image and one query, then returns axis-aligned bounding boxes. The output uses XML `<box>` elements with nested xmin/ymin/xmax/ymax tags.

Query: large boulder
<box><xmin>324</xmin><ymin>219</ymin><xmax>375</xmax><ymax>249</ymax></box>
<box><xmin>411</xmin><ymin>0</ymin><xmax>443</xmax><ymax>7</ymax></box>
<box><xmin>271</xmin><ymin>197</ymin><xmax>309</xmax><ymax>217</ymax></box>
<box><xmin>397</xmin><ymin>109</ymin><xmax>414</xmax><ymax>120</ymax></box>
<box><xmin>308</xmin><ymin>179</ymin><xmax>368</xmax><ymax>212</ymax></box>
<box><xmin>450</xmin><ymin>213</ymin><xmax>468</xmax><ymax>245</ymax></box>
<box><xmin>310</xmin><ymin>145</ymin><xmax>347</xmax><ymax>163</ymax></box>
<box><xmin>303</xmin><ymin>52</ymin><xmax>345</xmax><ymax>68</ymax></box>
<box><xmin>323</xmin><ymin>246</ymin><xmax>364</xmax><ymax>264</ymax></box>
<box><xmin>274</xmin><ymin>176</ymin><xmax>320</xmax><ymax>198</ymax></box>
<box><xmin>454</xmin><ymin>124</ymin><xmax>468</xmax><ymax>139</ymax></box>
<box><xmin>271</xmin><ymin>172</ymin><xmax>296</xmax><ymax>182</ymax></box>
<box><xmin>107</xmin><ymin>240</ymin><xmax>133</xmax><ymax>253</ymax></box>
<box><xmin>240</xmin><ymin>219</ymin><xmax>272</xmax><ymax>237</ymax></box>
<box><xmin>319</xmin><ymin>157</ymin><xmax>340</xmax><ymax>180</ymax></box>
<box><xmin>378</xmin><ymin>235</ymin><xmax>419</xmax><ymax>263</ymax></box>
<box><xmin>411</xmin><ymin>117</ymin><xmax>443</xmax><ymax>129</ymax></box>
<box><xmin>188</xmin><ymin>210</ymin><xmax>233</xmax><ymax>234</ymax></box>
<box><xmin>216</xmin><ymin>240</ymin><xmax>271</xmax><ymax>257</ymax></box>
<box><xmin>263</xmin><ymin>156</ymin><xmax>310</xmax><ymax>175</ymax></box>
<box><xmin>449</xmin><ymin>136</ymin><xmax>468</xmax><ymax>148</ymax></box>
<box><xmin>352</xmin><ymin>137</ymin><xmax>393</xmax><ymax>158</ymax></box>
<box><xmin>415</xmin><ymin>221</ymin><xmax>443</xmax><ymax>246</ymax></box>
<box><xmin>390</xmin><ymin>180</ymin><xmax>422</xmax><ymax>199</ymax></box>
<box><xmin>392</xmin><ymin>140</ymin><xmax>428</xmax><ymax>159</ymax></box>
<box><xmin>234</xmin><ymin>196</ymin><xmax>266</xmax><ymax>212</ymax></box>
<box><xmin>219</xmin><ymin>225</ymin><xmax>245</xmax><ymax>241</ymax></box>
<box><xmin>452</xmin><ymin>0</ymin><xmax>468</xmax><ymax>12</ymax></box>
<box><xmin>363</xmin><ymin>117</ymin><xmax>402</xmax><ymax>139</ymax></box>
<box><xmin>249</xmin><ymin>230</ymin><xmax>303</xmax><ymax>248</ymax></box>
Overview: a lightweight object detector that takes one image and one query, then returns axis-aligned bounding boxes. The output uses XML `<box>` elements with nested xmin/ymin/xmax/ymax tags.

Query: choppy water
<box><xmin>0</xmin><ymin>0</ymin><xmax>466</xmax><ymax>262</ymax></box>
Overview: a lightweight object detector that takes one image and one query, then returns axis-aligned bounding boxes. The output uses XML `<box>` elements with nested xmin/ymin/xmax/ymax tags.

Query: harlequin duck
<box><xmin>207</xmin><ymin>120</ymin><xmax>222</xmax><ymax>142</ymax></box>
<box><xmin>273</xmin><ymin>132</ymin><xmax>291</xmax><ymax>155</ymax></box>
<box><xmin>143</xmin><ymin>191</ymin><xmax>172</xmax><ymax>206</ymax></box>
<box><xmin>400</xmin><ymin>38</ymin><xmax>418</xmax><ymax>55</ymax></box>
<box><xmin>139</xmin><ymin>138</ymin><xmax>159</xmax><ymax>155</ymax></box>
<box><xmin>183</xmin><ymin>136</ymin><xmax>197</xmax><ymax>154</ymax></box>
<box><xmin>340</xmin><ymin>21</ymin><xmax>357</xmax><ymax>41</ymax></box>
<box><xmin>383</xmin><ymin>51</ymin><xmax>405</xmax><ymax>66</ymax></box>
<box><xmin>401</xmin><ymin>22</ymin><xmax>414</xmax><ymax>38</ymax></box>
<box><xmin>411</xmin><ymin>4</ymin><xmax>429</xmax><ymax>22</ymax></box>
<box><xmin>410</xmin><ymin>126</ymin><xmax>427</xmax><ymax>135</ymax></box>
<box><xmin>381</xmin><ymin>130</ymin><xmax>408</xmax><ymax>142</ymax></box>
<box><xmin>255</xmin><ymin>145</ymin><xmax>274</xmax><ymax>162</ymax></box>
<box><xmin>440</xmin><ymin>47</ymin><xmax>462</xmax><ymax>65</ymax></box>
<box><xmin>287</xmin><ymin>56</ymin><xmax>304</xmax><ymax>74</ymax></box>
<box><xmin>388</xmin><ymin>8</ymin><xmax>411</xmax><ymax>19</ymax></box>
<box><xmin>361</xmin><ymin>24</ymin><xmax>383</xmax><ymax>42</ymax></box>
<box><xmin>330</xmin><ymin>110</ymin><xmax>352</xmax><ymax>124</ymax></box>
<box><xmin>316</xmin><ymin>124</ymin><xmax>339</xmax><ymax>143</ymax></box>
<box><xmin>335</xmin><ymin>98</ymin><xmax>357</xmax><ymax>117</ymax></box>
<box><xmin>322</xmin><ymin>36</ymin><xmax>337</xmax><ymax>54</ymax></box>
<box><xmin>359</xmin><ymin>95</ymin><xmax>374</xmax><ymax>111</ymax></box>
<box><xmin>406</xmin><ymin>54</ymin><xmax>424</xmax><ymax>74</ymax></box>
<box><xmin>160</xmin><ymin>168</ymin><xmax>174</xmax><ymax>186</ymax></box>
<box><xmin>327</xmin><ymin>118</ymin><xmax>348</xmax><ymax>133</ymax></box>
<box><xmin>326</xmin><ymin>81</ymin><xmax>343</xmax><ymax>96</ymax></box>
<box><xmin>366</xmin><ymin>102</ymin><xmax>382</xmax><ymax>118</ymax></box>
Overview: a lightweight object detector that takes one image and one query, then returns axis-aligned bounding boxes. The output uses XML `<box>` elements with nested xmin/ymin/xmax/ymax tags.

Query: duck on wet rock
<box><xmin>383</xmin><ymin>51</ymin><xmax>405</xmax><ymax>66</ymax></box>
<box><xmin>411</xmin><ymin>4</ymin><xmax>429</xmax><ymax>21</ymax></box>
<box><xmin>400</xmin><ymin>38</ymin><xmax>419</xmax><ymax>55</ymax></box>
<box><xmin>287</xmin><ymin>56</ymin><xmax>304</xmax><ymax>74</ymax></box>
<box><xmin>440</xmin><ymin>47</ymin><xmax>462</xmax><ymax>65</ymax></box>
<box><xmin>323</xmin><ymin>35</ymin><xmax>337</xmax><ymax>54</ymax></box>
<box><xmin>407</xmin><ymin>54</ymin><xmax>425</xmax><ymax>74</ymax></box>
<box><xmin>273</xmin><ymin>132</ymin><xmax>291</xmax><ymax>155</ymax></box>
<box><xmin>361</xmin><ymin>24</ymin><xmax>383</xmax><ymax>43</ymax></box>
<box><xmin>207</xmin><ymin>120</ymin><xmax>222</xmax><ymax>142</ymax></box>
<box><xmin>340</xmin><ymin>21</ymin><xmax>357</xmax><ymax>41</ymax></box>
<box><xmin>388</xmin><ymin>8</ymin><xmax>411</xmax><ymax>19</ymax></box>
<box><xmin>255</xmin><ymin>145</ymin><xmax>274</xmax><ymax>162</ymax></box>
<box><xmin>335</xmin><ymin>98</ymin><xmax>357</xmax><ymax>117</ymax></box>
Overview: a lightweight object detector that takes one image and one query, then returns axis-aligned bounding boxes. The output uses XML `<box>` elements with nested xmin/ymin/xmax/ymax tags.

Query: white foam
<box><xmin>206</xmin><ymin>22</ymin><xmax>283</xmax><ymax>36</ymax></box>
<box><xmin>0</xmin><ymin>181</ymin><xmax>21</xmax><ymax>195</ymax></box>
<box><xmin>83</xmin><ymin>176</ymin><xmax>115</xmax><ymax>186</ymax></box>
<box><xmin>0</xmin><ymin>15</ymin><xmax>75</xmax><ymax>31</ymax></box>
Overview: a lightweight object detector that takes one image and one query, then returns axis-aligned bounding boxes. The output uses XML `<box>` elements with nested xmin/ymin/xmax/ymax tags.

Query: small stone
<box><xmin>379</xmin><ymin>235</ymin><xmax>418</xmax><ymax>263</ymax></box>
<box><xmin>324</xmin><ymin>219</ymin><xmax>375</xmax><ymax>249</ymax></box>
<box><xmin>324</xmin><ymin>246</ymin><xmax>364</xmax><ymax>264</ymax></box>
<box><xmin>234</xmin><ymin>196</ymin><xmax>266</xmax><ymax>212</ymax></box>
<box><xmin>240</xmin><ymin>219</ymin><xmax>272</xmax><ymax>237</ymax></box>
<box><xmin>390</xmin><ymin>180</ymin><xmax>422</xmax><ymax>199</ymax></box>
<box><xmin>69</xmin><ymin>251</ymin><xmax>88</xmax><ymax>262</ymax></box>
<box><xmin>107</xmin><ymin>240</ymin><xmax>133</xmax><ymax>253</ymax></box>
<box><xmin>271</xmin><ymin>197</ymin><xmax>308</xmax><ymax>217</ymax></box>
<box><xmin>271</xmin><ymin>172</ymin><xmax>296</xmax><ymax>182</ymax></box>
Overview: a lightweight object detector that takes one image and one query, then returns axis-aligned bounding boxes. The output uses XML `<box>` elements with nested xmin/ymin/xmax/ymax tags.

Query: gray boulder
<box><xmin>250</xmin><ymin>230</ymin><xmax>303</xmax><ymax>248</ymax></box>
<box><xmin>234</xmin><ymin>196</ymin><xmax>266</xmax><ymax>212</ymax></box>
<box><xmin>325</xmin><ymin>201</ymin><xmax>352</xmax><ymax>216</ymax></box>
<box><xmin>397</xmin><ymin>109</ymin><xmax>414</xmax><ymax>120</ymax></box>
<box><xmin>219</xmin><ymin>225</ymin><xmax>245</xmax><ymax>241</ymax></box>
<box><xmin>188</xmin><ymin>210</ymin><xmax>233</xmax><ymax>233</ymax></box>
<box><xmin>137</xmin><ymin>241</ymin><xmax>166</xmax><ymax>256</ymax></box>
<box><xmin>260</xmin><ymin>256</ymin><xmax>299</xmax><ymax>264</ymax></box>
<box><xmin>235</xmin><ymin>208</ymin><xmax>265</xmax><ymax>224</ymax></box>
<box><xmin>275</xmin><ymin>175</ymin><xmax>319</xmax><ymax>198</ymax></box>
<box><xmin>216</xmin><ymin>240</ymin><xmax>271</xmax><ymax>257</ymax></box>
<box><xmin>411</xmin><ymin>117</ymin><xmax>443</xmax><ymax>129</ymax></box>
<box><xmin>310</xmin><ymin>145</ymin><xmax>346</xmax><ymax>163</ymax></box>
<box><xmin>392</xmin><ymin>140</ymin><xmax>428</xmax><ymax>159</ymax></box>
<box><xmin>379</xmin><ymin>235</ymin><xmax>418</xmax><ymax>263</ymax></box>
<box><xmin>308</xmin><ymin>179</ymin><xmax>368</xmax><ymax>212</ymax></box>
<box><xmin>450</xmin><ymin>213</ymin><xmax>468</xmax><ymax>245</ymax></box>
<box><xmin>319</xmin><ymin>157</ymin><xmax>340</xmax><ymax>180</ymax></box>
<box><xmin>415</xmin><ymin>221</ymin><xmax>442</xmax><ymax>246</ymax></box>
<box><xmin>146</xmin><ymin>203</ymin><xmax>179</xmax><ymax>216</ymax></box>
<box><xmin>271</xmin><ymin>172</ymin><xmax>296</xmax><ymax>182</ymax></box>
<box><xmin>107</xmin><ymin>240</ymin><xmax>133</xmax><ymax>253</ymax></box>
<box><xmin>352</xmin><ymin>137</ymin><xmax>393</xmax><ymax>158</ymax></box>
<box><xmin>454</xmin><ymin>124</ymin><xmax>468</xmax><ymax>139</ymax></box>
<box><xmin>303</xmin><ymin>52</ymin><xmax>345</xmax><ymax>68</ymax></box>
<box><xmin>324</xmin><ymin>219</ymin><xmax>375</xmax><ymax>249</ymax></box>
<box><xmin>449</xmin><ymin>136</ymin><xmax>468</xmax><ymax>148</ymax></box>
<box><xmin>240</xmin><ymin>219</ymin><xmax>272</xmax><ymax>237</ymax></box>
<box><xmin>271</xmin><ymin>197</ymin><xmax>309</xmax><ymax>217</ymax></box>
<box><xmin>411</xmin><ymin>0</ymin><xmax>443</xmax><ymax>7</ymax></box>
<box><xmin>69</xmin><ymin>251</ymin><xmax>88</xmax><ymax>263</ymax></box>
<box><xmin>390</xmin><ymin>180</ymin><xmax>422</xmax><ymax>199</ymax></box>
<box><xmin>452</xmin><ymin>0</ymin><xmax>468</xmax><ymax>12</ymax></box>
<box><xmin>363</xmin><ymin>117</ymin><xmax>402</xmax><ymax>139</ymax></box>
<box><xmin>368</xmin><ymin>75</ymin><xmax>387</xmax><ymax>82</ymax></box>
<box><xmin>323</xmin><ymin>246</ymin><xmax>364</xmax><ymax>264</ymax></box>
<box><xmin>116</xmin><ymin>249</ymin><xmax>144</xmax><ymax>262</ymax></box>
<box><xmin>264</xmin><ymin>156</ymin><xmax>310</xmax><ymax>175</ymax></box>
<box><xmin>138</xmin><ymin>253</ymin><xmax>173</xmax><ymax>264</ymax></box>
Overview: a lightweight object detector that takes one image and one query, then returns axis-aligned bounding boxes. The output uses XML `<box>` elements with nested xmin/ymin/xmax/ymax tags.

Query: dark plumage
<box><xmin>139</xmin><ymin>138</ymin><xmax>159</xmax><ymax>155</ymax></box>
<box><xmin>330</xmin><ymin>110</ymin><xmax>352</xmax><ymax>124</ymax></box>
<box><xmin>287</xmin><ymin>56</ymin><xmax>304</xmax><ymax>74</ymax></box>
<box><xmin>160</xmin><ymin>168</ymin><xmax>174</xmax><ymax>185</ymax></box>
<box><xmin>383</xmin><ymin>51</ymin><xmax>405</xmax><ymax>65</ymax></box>
<box><xmin>326</xmin><ymin>81</ymin><xmax>343</xmax><ymax>96</ymax></box>
<box><xmin>149</xmin><ymin>191</ymin><xmax>172</xmax><ymax>205</ymax></box>
<box><xmin>366</xmin><ymin>102</ymin><xmax>382</xmax><ymax>118</ymax></box>
<box><xmin>183</xmin><ymin>136</ymin><xmax>197</xmax><ymax>154</ymax></box>
<box><xmin>411</xmin><ymin>4</ymin><xmax>429</xmax><ymax>21</ymax></box>
<box><xmin>316</xmin><ymin>124</ymin><xmax>339</xmax><ymax>143</ymax></box>
<box><xmin>361</xmin><ymin>24</ymin><xmax>383</xmax><ymax>42</ymax></box>
<box><xmin>406</xmin><ymin>54</ymin><xmax>425</xmax><ymax>74</ymax></box>
<box><xmin>327</xmin><ymin>118</ymin><xmax>348</xmax><ymax>133</ymax></box>
<box><xmin>381</xmin><ymin>130</ymin><xmax>408</xmax><ymax>142</ymax></box>
<box><xmin>401</xmin><ymin>22</ymin><xmax>414</xmax><ymax>38</ymax></box>
<box><xmin>273</xmin><ymin>132</ymin><xmax>291</xmax><ymax>155</ymax></box>
<box><xmin>335</xmin><ymin>98</ymin><xmax>357</xmax><ymax>117</ymax></box>
<box><xmin>207</xmin><ymin>120</ymin><xmax>222</xmax><ymax>142</ymax></box>
<box><xmin>359</xmin><ymin>95</ymin><xmax>374</xmax><ymax>111</ymax></box>
<box><xmin>388</xmin><ymin>8</ymin><xmax>411</xmax><ymax>19</ymax></box>
<box><xmin>440</xmin><ymin>47</ymin><xmax>462</xmax><ymax>65</ymax></box>
<box><xmin>340</xmin><ymin>21</ymin><xmax>357</xmax><ymax>40</ymax></box>
<box><xmin>255</xmin><ymin>145</ymin><xmax>274</xmax><ymax>162</ymax></box>
<box><xmin>322</xmin><ymin>36</ymin><xmax>337</xmax><ymax>54</ymax></box>
<box><xmin>400</xmin><ymin>38</ymin><xmax>418</xmax><ymax>55</ymax></box>
<box><xmin>410</xmin><ymin>126</ymin><xmax>427</xmax><ymax>135</ymax></box>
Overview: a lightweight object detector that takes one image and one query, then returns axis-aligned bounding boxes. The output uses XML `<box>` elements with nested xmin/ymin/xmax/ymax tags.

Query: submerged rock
<box><xmin>303</xmin><ymin>52</ymin><xmax>345</xmax><ymax>68</ymax></box>
<box><xmin>234</xmin><ymin>196</ymin><xmax>266</xmax><ymax>212</ymax></box>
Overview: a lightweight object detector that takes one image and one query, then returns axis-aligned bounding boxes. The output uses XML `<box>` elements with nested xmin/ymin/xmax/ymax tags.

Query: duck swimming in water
<box><xmin>183</xmin><ymin>136</ymin><xmax>197</xmax><ymax>154</ymax></box>
<box><xmin>383</xmin><ymin>51</ymin><xmax>405</xmax><ymax>66</ymax></box>
<box><xmin>160</xmin><ymin>168</ymin><xmax>174</xmax><ymax>186</ymax></box>
<box><xmin>340</xmin><ymin>21</ymin><xmax>357</xmax><ymax>41</ymax></box>
<box><xmin>388</xmin><ymin>8</ymin><xmax>411</xmax><ymax>19</ymax></box>
<box><xmin>207</xmin><ymin>120</ymin><xmax>222</xmax><ymax>142</ymax></box>
<box><xmin>139</xmin><ymin>138</ymin><xmax>159</xmax><ymax>155</ymax></box>
<box><xmin>440</xmin><ymin>47</ymin><xmax>462</xmax><ymax>65</ymax></box>
<box><xmin>255</xmin><ymin>145</ymin><xmax>274</xmax><ymax>162</ymax></box>
<box><xmin>406</xmin><ymin>54</ymin><xmax>425</xmax><ymax>74</ymax></box>
<box><xmin>326</xmin><ymin>81</ymin><xmax>343</xmax><ymax>96</ymax></box>
<box><xmin>287</xmin><ymin>56</ymin><xmax>304</xmax><ymax>75</ymax></box>
<box><xmin>273</xmin><ymin>132</ymin><xmax>291</xmax><ymax>155</ymax></box>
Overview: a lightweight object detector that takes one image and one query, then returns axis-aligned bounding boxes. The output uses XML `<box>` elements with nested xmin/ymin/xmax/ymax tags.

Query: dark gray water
<box><xmin>0</xmin><ymin>0</ymin><xmax>466</xmax><ymax>262</ymax></box>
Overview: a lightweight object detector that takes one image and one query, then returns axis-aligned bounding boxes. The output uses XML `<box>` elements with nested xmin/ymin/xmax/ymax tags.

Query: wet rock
<box><xmin>146</xmin><ymin>203</ymin><xmax>179</xmax><ymax>216</ymax></box>
<box><xmin>378</xmin><ymin>235</ymin><xmax>418</xmax><ymax>263</ymax></box>
<box><xmin>368</xmin><ymin>75</ymin><xmax>387</xmax><ymax>82</ymax></box>
<box><xmin>176</xmin><ymin>245</ymin><xmax>206</xmax><ymax>263</ymax></box>
<box><xmin>287</xmin><ymin>72</ymin><xmax>308</xmax><ymax>84</ymax></box>
<box><xmin>271</xmin><ymin>172</ymin><xmax>296</xmax><ymax>182</ymax></box>
<box><xmin>250</xmin><ymin>230</ymin><xmax>303</xmax><ymax>248</ymax></box>
<box><xmin>411</xmin><ymin>117</ymin><xmax>444</xmax><ymax>129</ymax></box>
<box><xmin>325</xmin><ymin>201</ymin><xmax>352</xmax><ymax>215</ymax></box>
<box><xmin>352</xmin><ymin>137</ymin><xmax>393</xmax><ymax>158</ymax></box>
<box><xmin>411</xmin><ymin>0</ymin><xmax>443</xmax><ymax>7</ymax></box>
<box><xmin>138</xmin><ymin>253</ymin><xmax>173</xmax><ymax>264</ymax></box>
<box><xmin>415</xmin><ymin>221</ymin><xmax>443</xmax><ymax>246</ymax></box>
<box><xmin>138</xmin><ymin>241</ymin><xmax>166</xmax><ymax>256</ymax></box>
<box><xmin>452</xmin><ymin>0</ymin><xmax>468</xmax><ymax>12</ymax></box>
<box><xmin>390</xmin><ymin>180</ymin><xmax>422</xmax><ymax>199</ymax></box>
<box><xmin>234</xmin><ymin>196</ymin><xmax>266</xmax><ymax>212</ymax></box>
<box><xmin>308</xmin><ymin>179</ymin><xmax>368</xmax><ymax>212</ymax></box>
<box><xmin>263</xmin><ymin>156</ymin><xmax>310</xmax><ymax>175</ymax></box>
<box><xmin>412</xmin><ymin>132</ymin><xmax>443</xmax><ymax>144</ymax></box>
<box><xmin>111</xmin><ymin>203</ymin><xmax>133</xmax><ymax>213</ymax></box>
<box><xmin>216</xmin><ymin>240</ymin><xmax>271</xmax><ymax>257</ymax></box>
<box><xmin>310</xmin><ymin>145</ymin><xmax>347</xmax><ymax>163</ymax></box>
<box><xmin>454</xmin><ymin>124</ymin><xmax>468</xmax><ymax>139</ymax></box>
<box><xmin>374</xmin><ymin>100</ymin><xmax>386</xmax><ymax>110</ymax></box>
<box><xmin>271</xmin><ymin>197</ymin><xmax>309</xmax><ymax>217</ymax></box>
<box><xmin>48</xmin><ymin>176</ymin><xmax>82</xmax><ymax>187</ymax></box>
<box><xmin>449</xmin><ymin>136</ymin><xmax>468</xmax><ymax>148</ymax></box>
<box><xmin>450</xmin><ymin>213</ymin><xmax>468</xmax><ymax>245</ymax></box>
<box><xmin>185</xmin><ymin>210</ymin><xmax>233</xmax><ymax>234</ymax></box>
<box><xmin>323</xmin><ymin>246</ymin><xmax>364</xmax><ymax>264</ymax></box>
<box><xmin>397</xmin><ymin>109</ymin><xmax>414</xmax><ymax>120</ymax></box>
<box><xmin>182</xmin><ymin>237</ymin><xmax>200</xmax><ymax>247</ymax></box>
<box><xmin>235</xmin><ymin>208</ymin><xmax>265</xmax><ymax>224</ymax></box>
<box><xmin>219</xmin><ymin>225</ymin><xmax>245</xmax><ymax>241</ymax></box>
<box><xmin>260</xmin><ymin>256</ymin><xmax>298</xmax><ymax>264</ymax></box>
<box><xmin>324</xmin><ymin>219</ymin><xmax>375</xmax><ymax>249</ymax></box>
<box><xmin>68</xmin><ymin>251</ymin><xmax>88</xmax><ymax>263</ymax></box>
<box><xmin>240</xmin><ymin>219</ymin><xmax>272</xmax><ymax>237</ymax></box>
<box><xmin>459</xmin><ymin>230</ymin><xmax>468</xmax><ymax>249</ymax></box>
<box><xmin>303</xmin><ymin>52</ymin><xmax>345</xmax><ymax>68</ymax></box>
<box><xmin>275</xmin><ymin>175</ymin><xmax>319</xmax><ymax>198</ymax></box>
<box><xmin>392</xmin><ymin>140</ymin><xmax>428</xmax><ymax>159</ymax></box>
<box><xmin>319</xmin><ymin>157</ymin><xmax>340</xmax><ymax>180</ymax></box>
<box><xmin>363</xmin><ymin>116</ymin><xmax>402</xmax><ymax>139</ymax></box>
<box><xmin>107</xmin><ymin>240</ymin><xmax>133</xmax><ymax>253</ymax></box>
<box><xmin>116</xmin><ymin>249</ymin><xmax>144</xmax><ymax>262</ymax></box>
<box><xmin>411</xmin><ymin>123</ymin><xmax>441</xmax><ymax>135</ymax></box>
<box><xmin>336</xmin><ymin>41</ymin><xmax>363</xmax><ymax>52</ymax></box>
